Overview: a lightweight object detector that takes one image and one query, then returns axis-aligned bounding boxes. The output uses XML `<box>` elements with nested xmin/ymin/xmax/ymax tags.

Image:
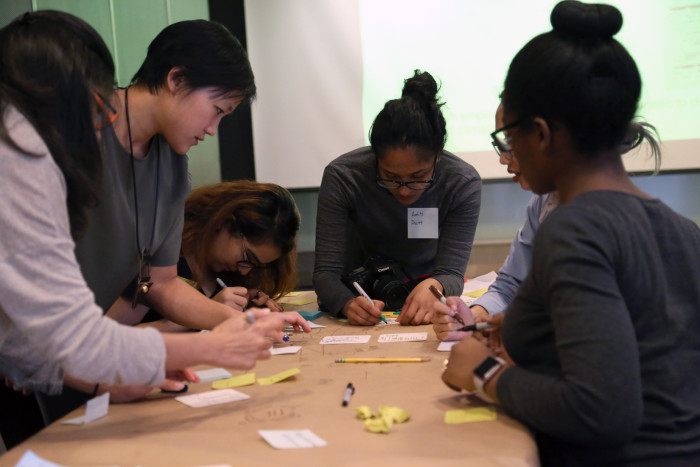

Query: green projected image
<box><xmin>360</xmin><ymin>0</ymin><xmax>700</xmax><ymax>153</ymax></box>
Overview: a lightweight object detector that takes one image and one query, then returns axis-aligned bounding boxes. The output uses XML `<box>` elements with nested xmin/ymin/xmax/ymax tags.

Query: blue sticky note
<box><xmin>297</xmin><ymin>310</ymin><xmax>323</xmax><ymax>321</ymax></box>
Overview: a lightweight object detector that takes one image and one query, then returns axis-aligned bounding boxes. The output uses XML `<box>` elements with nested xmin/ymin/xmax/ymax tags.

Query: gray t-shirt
<box><xmin>0</xmin><ymin>106</ymin><xmax>165</xmax><ymax>394</ymax></box>
<box><xmin>75</xmin><ymin>125</ymin><xmax>190</xmax><ymax>311</ymax></box>
<box><xmin>313</xmin><ymin>147</ymin><xmax>481</xmax><ymax>316</ymax></box>
<box><xmin>499</xmin><ymin>190</ymin><xmax>700</xmax><ymax>465</ymax></box>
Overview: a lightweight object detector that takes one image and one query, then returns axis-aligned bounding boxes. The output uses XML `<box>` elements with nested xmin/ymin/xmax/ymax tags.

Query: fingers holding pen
<box><xmin>432</xmin><ymin>296</ymin><xmax>476</xmax><ymax>341</ymax></box>
<box><xmin>344</xmin><ymin>296</ymin><xmax>384</xmax><ymax>326</ymax></box>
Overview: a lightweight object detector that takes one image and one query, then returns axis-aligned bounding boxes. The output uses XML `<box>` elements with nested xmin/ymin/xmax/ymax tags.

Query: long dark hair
<box><xmin>0</xmin><ymin>10</ymin><xmax>115</xmax><ymax>238</ymax></box>
<box><xmin>131</xmin><ymin>19</ymin><xmax>256</xmax><ymax>102</ymax></box>
<box><xmin>369</xmin><ymin>69</ymin><xmax>447</xmax><ymax>162</ymax></box>
<box><xmin>501</xmin><ymin>1</ymin><xmax>660</xmax><ymax>165</ymax></box>
<box><xmin>182</xmin><ymin>181</ymin><xmax>300</xmax><ymax>298</ymax></box>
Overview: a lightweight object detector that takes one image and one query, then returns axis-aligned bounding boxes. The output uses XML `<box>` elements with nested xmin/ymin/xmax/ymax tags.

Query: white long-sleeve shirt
<box><xmin>0</xmin><ymin>106</ymin><xmax>165</xmax><ymax>395</ymax></box>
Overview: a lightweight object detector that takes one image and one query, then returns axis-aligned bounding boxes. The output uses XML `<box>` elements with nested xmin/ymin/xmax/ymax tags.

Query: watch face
<box><xmin>474</xmin><ymin>356</ymin><xmax>501</xmax><ymax>379</ymax></box>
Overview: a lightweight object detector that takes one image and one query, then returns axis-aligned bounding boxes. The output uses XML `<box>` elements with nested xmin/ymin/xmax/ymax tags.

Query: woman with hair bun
<box><xmin>440</xmin><ymin>2</ymin><xmax>700</xmax><ymax>464</ymax></box>
<box><xmin>314</xmin><ymin>70</ymin><xmax>481</xmax><ymax>326</ymax></box>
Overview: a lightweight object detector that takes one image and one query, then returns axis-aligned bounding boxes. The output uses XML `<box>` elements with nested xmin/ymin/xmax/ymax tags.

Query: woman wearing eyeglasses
<box><xmin>313</xmin><ymin>70</ymin><xmax>481</xmax><ymax>326</ymax></box>
<box><xmin>0</xmin><ymin>10</ymin><xmax>287</xmax><ymax>433</ymax></box>
<box><xmin>440</xmin><ymin>1</ymin><xmax>700</xmax><ymax>464</ymax></box>
<box><xmin>37</xmin><ymin>19</ymin><xmax>308</xmax><ymax>422</ymax></box>
<box><xmin>109</xmin><ymin>181</ymin><xmax>307</xmax><ymax>328</ymax></box>
<box><xmin>434</xmin><ymin>102</ymin><xmax>658</xmax><ymax>342</ymax></box>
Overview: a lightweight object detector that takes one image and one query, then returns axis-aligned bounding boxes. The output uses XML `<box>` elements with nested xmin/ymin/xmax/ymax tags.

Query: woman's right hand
<box><xmin>209</xmin><ymin>308</ymin><xmax>285</xmax><ymax>369</ymax></box>
<box><xmin>211</xmin><ymin>286</ymin><xmax>249</xmax><ymax>311</ymax></box>
<box><xmin>432</xmin><ymin>296</ymin><xmax>476</xmax><ymax>341</ymax></box>
<box><xmin>343</xmin><ymin>296</ymin><xmax>385</xmax><ymax>326</ymax></box>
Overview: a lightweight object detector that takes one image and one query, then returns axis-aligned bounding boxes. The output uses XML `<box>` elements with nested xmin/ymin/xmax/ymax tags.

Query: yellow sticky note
<box><xmin>364</xmin><ymin>417</ymin><xmax>392</xmax><ymax>433</ymax></box>
<box><xmin>257</xmin><ymin>368</ymin><xmax>300</xmax><ymax>386</ymax></box>
<box><xmin>356</xmin><ymin>406</ymin><xmax>375</xmax><ymax>420</ymax></box>
<box><xmin>462</xmin><ymin>288</ymin><xmax>488</xmax><ymax>299</ymax></box>
<box><xmin>280</xmin><ymin>297</ymin><xmax>317</xmax><ymax>306</ymax></box>
<box><xmin>282</xmin><ymin>291</ymin><xmax>305</xmax><ymax>297</ymax></box>
<box><xmin>378</xmin><ymin>405</ymin><xmax>410</xmax><ymax>423</ymax></box>
<box><xmin>212</xmin><ymin>373</ymin><xmax>255</xmax><ymax>389</ymax></box>
<box><xmin>444</xmin><ymin>407</ymin><xmax>497</xmax><ymax>424</ymax></box>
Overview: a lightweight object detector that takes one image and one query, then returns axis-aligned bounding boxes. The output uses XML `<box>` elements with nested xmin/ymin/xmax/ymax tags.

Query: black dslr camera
<box><xmin>342</xmin><ymin>257</ymin><xmax>417</xmax><ymax>311</ymax></box>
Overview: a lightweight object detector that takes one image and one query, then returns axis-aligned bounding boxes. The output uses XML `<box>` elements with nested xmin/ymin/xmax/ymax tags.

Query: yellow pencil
<box><xmin>334</xmin><ymin>357</ymin><xmax>430</xmax><ymax>363</ymax></box>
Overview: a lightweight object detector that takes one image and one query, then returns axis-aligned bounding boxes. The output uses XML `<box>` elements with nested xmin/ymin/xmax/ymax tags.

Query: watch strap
<box><xmin>473</xmin><ymin>356</ymin><xmax>506</xmax><ymax>403</ymax></box>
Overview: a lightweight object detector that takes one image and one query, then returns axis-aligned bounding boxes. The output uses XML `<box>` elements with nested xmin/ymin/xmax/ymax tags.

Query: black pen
<box><xmin>342</xmin><ymin>382</ymin><xmax>355</xmax><ymax>407</ymax></box>
<box><xmin>428</xmin><ymin>285</ymin><xmax>466</xmax><ymax>326</ymax></box>
<box><xmin>457</xmin><ymin>322</ymin><xmax>498</xmax><ymax>332</ymax></box>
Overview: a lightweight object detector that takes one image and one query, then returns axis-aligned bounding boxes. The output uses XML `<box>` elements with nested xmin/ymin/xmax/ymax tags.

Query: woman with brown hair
<box><xmin>181</xmin><ymin>180</ymin><xmax>301</xmax><ymax>312</ymax></box>
<box><xmin>110</xmin><ymin>180</ymin><xmax>309</xmax><ymax>329</ymax></box>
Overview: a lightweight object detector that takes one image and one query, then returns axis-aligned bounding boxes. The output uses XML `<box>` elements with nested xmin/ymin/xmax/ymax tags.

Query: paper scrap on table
<box><xmin>279</xmin><ymin>296</ymin><xmax>317</xmax><ymax>306</ymax></box>
<box><xmin>13</xmin><ymin>450</ymin><xmax>64</xmax><ymax>467</ymax></box>
<box><xmin>212</xmin><ymin>373</ymin><xmax>255</xmax><ymax>389</ymax></box>
<box><xmin>257</xmin><ymin>367</ymin><xmax>300</xmax><ymax>386</ymax></box>
<box><xmin>463</xmin><ymin>288</ymin><xmax>488</xmax><ymax>299</ymax></box>
<box><xmin>356</xmin><ymin>405</ymin><xmax>411</xmax><ymax>433</ymax></box>
<box><xmin>377</xmin><ymin>317</ymin><xmax>399</xmax><ymax>325</ymax></box>
<box><xmin>176</xmin><ymin>389</ymin><xmax>250</xmax><ymax>408</ymax></box>
<box><xmin>271</xmin><ymin>345</ymin><xmax>302</xmax><ymax>355</ymax></box>
<box><xmin>462</xmin><ymin>271</ymin><xmax>497</xmax><ymax>296</ymax></box>
<box><xmin>282</xmin><ymin>291</ymin><xmax>306</xmax><ymax>297</ymax></box>
<box><xmin>444</xmin><ymin>406</ymin><xmax>497</xmax><ymax>424</ymax></box>
<box><xmin>320</xmin><ymin>335</ymin><xmax>371</xmax><ymax>345</ymax></box>
<box><xmin>62</xmin><ymin>392</ymin><xmax>109</xmax><ymax>425</ymax></box>
<box><xmin>378</xmin><ymin>332</ymin><xmax>427</xmax><ymax>343</ymax></box>
<box><xmin>196</xmin><ymin>368</ymin><xmax>233</xmax><ymax>382</ymax></box>
<box><xmin>437</xmin><ymin>341</ymin><xmax>458</xmax><ymax>352</ymax></box>
<box><xmin>258</xmin><ymin>429</ymin><xmax>327</xmax><ymax>449</ymax></box>
<box><xmin>283</xmin><ymin>320</ymin><xmax>325</xmax><ymax>330</ymax></box>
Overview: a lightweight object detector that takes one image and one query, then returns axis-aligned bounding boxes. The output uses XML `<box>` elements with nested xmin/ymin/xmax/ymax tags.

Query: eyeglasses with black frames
<box><xmin>375</xmin><ymin>154</ymin><xmax>438</xmax><ymax>191</ymax></box>
<box><xmin>237</xmin><ymin>238</ymin><xmax>271</xmax><ymax>271</ymax></box>
<box><xmin>93</xmin><ymin>91</ymin><xmax>118</xmax><ymax>131</ymax></box>
<box><xmin>490</xmin><ymin>119</ymin><xmax>521</xmax><ymax>161</ymax></box>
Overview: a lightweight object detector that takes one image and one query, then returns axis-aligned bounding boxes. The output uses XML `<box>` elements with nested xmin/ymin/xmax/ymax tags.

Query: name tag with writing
<box><xmin>407</xmin><ymin>207</ymin><xmax>438</xmax><ymax>238</ymax></box>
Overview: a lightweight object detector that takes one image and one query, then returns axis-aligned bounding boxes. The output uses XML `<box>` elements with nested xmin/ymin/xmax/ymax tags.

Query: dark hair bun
<box><xmin>401</xmin><ymin>69</ymin><xmax>441</xmax><ymax>107</ymax></box>
<box><xmin>551</xmin><ymin>0</ymin><xmax>622</xmax><ymax>40</ymax></box>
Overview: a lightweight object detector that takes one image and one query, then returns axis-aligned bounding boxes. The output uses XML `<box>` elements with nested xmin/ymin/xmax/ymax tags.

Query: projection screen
<box><xmin>246</xmin><ymin>0</ymin><xmax>700</xmax><ymax>188</ymax></box>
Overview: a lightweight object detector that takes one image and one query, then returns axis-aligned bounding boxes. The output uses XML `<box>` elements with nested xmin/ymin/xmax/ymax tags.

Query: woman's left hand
<box><xmin>248</xmin><ymin>289</ymin><xmax>283</xmax><ymax>312</ymax></box>
<box><xmin>442</xmin><ymin>337</ymin><xmax>493</xmax><ymax>392</ymax></box>
<box><xmin>99</xmin><ymin>368</ymin><xmax>199</xmax><ymax>403</ymax></box>
<box><xmin>398</xmin><ymin>278</ymin><xmax>442</xmax><ymax>325</ymax></box>
<box><xmin>278</xmin><ymin>311</ymin><xmax>312</xmax><ymax>333</ymax></box>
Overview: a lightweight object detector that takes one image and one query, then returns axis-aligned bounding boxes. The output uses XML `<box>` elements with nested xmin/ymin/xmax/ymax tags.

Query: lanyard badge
<box><xmin>131</xmin><ymin>248</ymin><xmax>153</xmax><ymax>308</ymax></box>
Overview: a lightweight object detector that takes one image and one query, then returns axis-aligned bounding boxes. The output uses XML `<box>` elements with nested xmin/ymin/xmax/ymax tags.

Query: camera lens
<box><xmin>373</xmin><ymin>277</ymin><xmax>411</xmax><ymax>311</ymax></box>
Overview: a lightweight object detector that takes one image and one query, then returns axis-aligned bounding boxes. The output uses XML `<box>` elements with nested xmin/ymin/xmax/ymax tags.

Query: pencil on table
<box><xmin>335</xmin><ymin>357</ymin><xmax>430</xmax><ymax>363</ymax></box>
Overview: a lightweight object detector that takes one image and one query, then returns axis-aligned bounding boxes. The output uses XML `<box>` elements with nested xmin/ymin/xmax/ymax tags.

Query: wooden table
<box><xmin>1</xmin><ymin>293</ymin><xmax>538</xmax><ymax>467</ymax></box>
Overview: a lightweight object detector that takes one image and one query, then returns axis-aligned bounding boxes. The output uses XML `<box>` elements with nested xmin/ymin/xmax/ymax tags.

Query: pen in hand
<box><xmin>456</xmin><ymin>322</ymin><xmax>498</xmax><ymax>332</ymax></box>
<box><xmin>352</xmin><ymin>281</ymin><xmax>387</xmax><ymax>323</ymax></box>
<box><xmin>217</xmin><ymin>277</ymin><xmax>253</xmax><ymax>317</ymax></box>
<box><xmin>428</xmin><ymin>285</ymin><xmax>466</xmax><ymax>326</ymax></box>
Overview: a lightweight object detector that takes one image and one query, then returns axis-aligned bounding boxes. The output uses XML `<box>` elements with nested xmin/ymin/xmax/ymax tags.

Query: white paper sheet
<box><xmin>258</xmin><ymin>429</ymin><xmax>327</xmax><ymax>449</ymax></box>
<box><xmin>176</xmin><ymin>389</ymin><xmax>250</xmax><ymax>408</ymax></box>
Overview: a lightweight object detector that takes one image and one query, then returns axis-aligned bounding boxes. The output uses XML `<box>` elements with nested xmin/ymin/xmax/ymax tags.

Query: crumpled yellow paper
<box><xmin>355</xmin><ymin>405</ymin><xmax>411</xmax><ymax>433</ymax></box>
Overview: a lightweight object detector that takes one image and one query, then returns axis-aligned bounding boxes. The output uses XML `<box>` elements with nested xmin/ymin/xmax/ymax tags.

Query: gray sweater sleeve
<box><xmin>497</xmin><ymin>209</ymin><xmax>643</xmax><ymax>446</ymax></box>
<box><xmin>430</xmin><ymin>171</ymin><xmax>481</xmax><ymax>297</ymax></box>
<box><xmin>313</xmin><ymin>164</ymin><xmax>357</xmax><ymax>316</ymax></box>
<box><xmin>0</xmin><ymin>108</ymin><xmax>166</xmax><ymax>394</ymax></box>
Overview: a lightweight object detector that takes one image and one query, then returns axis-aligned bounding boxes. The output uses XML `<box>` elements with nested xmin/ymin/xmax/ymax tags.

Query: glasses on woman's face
<box><xmin>93</xmin><ymin>91</ymin><xmax>118</xmax><ymax>131</ymax></box>
<box><xmin>237</xmin><ymin>238</ymin><xmax>271</xmax><ymax>271</ymax></box>
<box><xmin>376</xmin><ymin>155</ymin><xmax>438</xmax><ymax>190</ymax></box>
<box><xmin>490</xmin><ymin>119</ymin><xmax>521</xmax><ymax>161</ymax></box>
